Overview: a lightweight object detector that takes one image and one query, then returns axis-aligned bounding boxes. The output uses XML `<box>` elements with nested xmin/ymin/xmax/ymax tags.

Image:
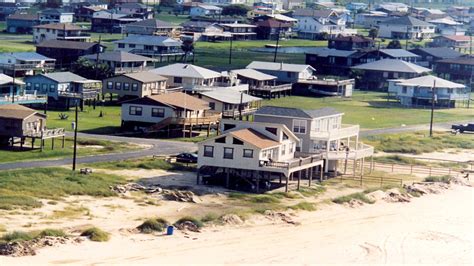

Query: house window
<box><xmin>286</xmin><ymin>72</ymin><xmax>292</xmax><ymax>78</ymax></box>
<box><xmin>383</xmin><ymin>72</ymin><xmax>388</xmax><ymax>78</ymax></box>
<box><xmin>447</xmin><ymin>88</ymin><xmax>453</xmax><ymax>94</ymax></box>
<box><xmin>329</xmin><ymin>56</ymin><xmax>335</xmax><ymax>64</ymax></box>
<box><xmin>223</xmin><ymin>147</ymin><xmax>234</xmax><ymax>159</ymax></box>
<box><xmin>129</xmin><ymin>44</ymin><xmax>136</xmax><ymax>48</ymax></box>
<box><xmin>151</xmin><ymin>108</ymin><xmax>165</xmax><ymax>117</ymax></box>
<box><xmin>314</xmin><ymin>119</ymin><xmax>320</xmax><ymax>131</ymax></box>
<box><xmin>118</xmin><ymin>43</ymin><xmax>125</xmax><ymax>48</ymax></box>
<box><xmin>115</xmin><ymin>82</ymin><xmax>121</xmax><ymax>90</ymax></box>
<box><xmin>282</xmin><ymin>132</ymin><xmax>289</xmax><ymax>140</ymax></box>
<box><xmin>243</xmin><ymin>149</ymin><xmax>253</xmax><ymax>158</ymax></box>
<box><xmin>215</xmin><ymin>136</ymin><xmax>226</xmax><ymax>143</ymax></box>
<box><xmin>174</xmin><ymin>77</ymin><xmax>182</xmax><ymax>84</ymax></box>
<box><xmin>42</xmin><ymin>84</ymin><xmax>47</xmax><ymax>92</ymax></box>
<box><xmin>129</xmin><ymin>106</ymin><xmax>142</xmax><ymax>116</ymax></box>
<box><xmin>107</xmin><ymin>81</ymin><xmax>113</xmax><ymax>89</ymax></box>
<box><xmin>223</xmin><ymin>123</ymin><xmax>236</xmax><ymax>131</ymax></box>
<box><xmin>26</xmin><ymin>82</ymin><xmax>31</xmax><ymax>89</ymax></box>
<box><xmin>124</xmin><ymin>83</ymin><xmax>130</xmax><ymax>90</ymax></box>
<box><xmin>132</xmin><ymin>83</ymin><xmax>138</xmax><ymax>91</ymax></box>
<box><xmin>289</xmin><ymin>143</ymin><xmax>294</xmax><ymax>153</ymax></box>
<box><xmin>402</xmin><ymin>86</ymin><xmax>407</xmax><ymax>93</ymax></box>
<box><xmin>34</xmin><ymin>83</ymin><xmax>40</xmax><ymax>90</ymax></box>
<box><xmin>293</xmin><ymin>120</ymin><xmax>307</xmax><ymax>134</ymax></box>
<box><xmin>203</xmin><ymin>145</ymin><xmax>214</xmax><ymax>157</ymax></box>
<box><xmin>209</xmin><ymin>102</ymin><xmax>215</xmax><ymax>110</ymax></box>
<box><xmin>232</xmin><ymin>138</ymin><xmax>243</xmax><ymax>145</ymax></box>
<box><xmin>49</xmin><ymin>84</ymin><xmax>55</xmax><ymax>92</ymax></box>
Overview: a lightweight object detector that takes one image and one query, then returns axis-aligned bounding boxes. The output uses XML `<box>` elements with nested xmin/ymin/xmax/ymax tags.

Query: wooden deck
<box><xmin>248</xmin><ymin>84</ymin><xmax>292</xmax><ymax>99</ymax></box>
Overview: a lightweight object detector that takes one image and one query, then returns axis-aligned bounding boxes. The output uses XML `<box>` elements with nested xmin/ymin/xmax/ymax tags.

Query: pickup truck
<box><xmin>451</xmin><ymin>123</ymin><xmax>474</xmax><ymax>133</ymax></box>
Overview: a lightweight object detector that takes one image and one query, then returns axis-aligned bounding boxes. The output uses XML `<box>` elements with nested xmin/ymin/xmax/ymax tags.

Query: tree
<box><xmin>222</xmin><ymin>4</ymin><xmax>251</xmax><ymax>16</ymax></box>
<box><xmin>386</xmin><ymin>40</ymin><xmax>402</xmax><ymax>49</ymax></box>
<box><xmin>181</xmin><ymin>39</ymin><xmax>194</xmax><ymax>63</ymax></box>
<box><xmin>368</xmin><ymin>28</ymin><xmax>378</xmax><ymax>40</ymax></box>
<box><xmin>72</xmin><ymin>58</ymin><xmax>113</xmax><ymax>80</ymax></box>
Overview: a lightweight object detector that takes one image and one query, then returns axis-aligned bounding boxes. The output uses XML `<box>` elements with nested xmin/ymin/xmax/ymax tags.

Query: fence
<box><xmin>337</xmin><ymin>175</ymin><xmax>403</xmax><ymax>187</ymax></box>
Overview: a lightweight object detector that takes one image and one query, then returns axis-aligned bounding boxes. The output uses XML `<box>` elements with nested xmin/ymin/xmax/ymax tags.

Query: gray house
<box><xmin>24</xmin><ymin>72</ymin><xmax>101</xmax><ymax>109</ymax></box>
<box><xmin>253</xmin><ymin>106</ymin><xmax>373</xmax><ymax>175</ymax></box>
<box><xmin>246</xmin><ymin>61</ymin><xmax>315</xmax><ymax>83</ymax></box>
<box><xmin>197</xmin><ymin>89</ymin><xmax>262</xmax><ymax>119</ymax></box>
<box><xmin>124</xmin><ymin>19</ymin><xmax>182</xmax><ymax>37</ymax></box>
<box><xmin>113</xmin><ymin>35</ymin><xmax>184</xmax><ymax>61</ymax></box>
<box><xmin>103</xmin><ymin>71</ymin><xmax>168</xmax><ymax>99</ymax></box>
<box><xmin>81</xmin><ymin>51</ymin><xmax>156</xmax><ymax>75</ymax></box>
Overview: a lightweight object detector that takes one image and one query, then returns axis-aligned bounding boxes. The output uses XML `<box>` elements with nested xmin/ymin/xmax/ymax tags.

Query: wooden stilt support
<box><xmin>285</xmin><ymin>174</ymin><xmax>289</xmax><ymax>192</ymax></box>
<box><xmin>369</xmin><ymin>156</ymin><xmax>373</xmax><ymax>174</ymax></box>
<box><xmin>256</xmin><ymin>171</ymin><xmax>260</xmax><ymax>193</ymax></box>
<box><xmin>62</xmin><ymin>136</ymin><xmax>65</xmax><ymax>148</ymax></box>
<box><xmin>297</xmin><ymin>171</ymin><xmax>301</xmax><ymax>190</ymax></box>
<box><xmin>31</xmin><ymin>138</ymin><xmax>35</xmax><ymax>149</ymax></box>
<box><xmin>309</xmin><ymin>167</ymin><xmax>313</xmax><ymax>187</ymax></box>
<box><xmin>279</xmin><ymin>173</ymin><xmax>282</xmax><ymax>184</ymax></box>
<box><xmin>320</xmin><ymin>165</ymin><xmax>323</xmax><ymax>181</ymax></box>
<box><xmin>51</xmin><ymin>138</ymin><xmax>54</xmax><ymax>150</ymax></box>
<box><xmin>353</xmin><ymin>159</ymin><xmax>357</xmax><ymax>177</ymax></box>
<box><xmin>225</xmin><ymin>168</ymin><xmax>230</xmax><ymax>188</ymax></box>
<box><xmin>196</xmin><ymin>168</ymin><xmax>200</xmax><ymax>185</ymax></box>
<box><xmin>40</xmin><ymin>139</ymin><xmax>44</xmax><ymax>152</ymax></box>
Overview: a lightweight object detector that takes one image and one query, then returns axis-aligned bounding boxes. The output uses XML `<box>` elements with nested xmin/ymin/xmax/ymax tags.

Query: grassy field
<box><xmin>0</xmin><ymin>168</ymin><xmax>125</xmax><ymax>210</ymax></box>
<box><xmin>264</xmin><ymin>92</ymin><xmax>474</xmax><ymax>129</ymax></box>
<box><xmin>84</xmin><ymin>158</ymin><xmax>195</xmax><ymax>171</ymax></box>
<box><xmin>0</xmin><ymin>137</ymin><xmax>137</xmax><ymax>164</ymax></box>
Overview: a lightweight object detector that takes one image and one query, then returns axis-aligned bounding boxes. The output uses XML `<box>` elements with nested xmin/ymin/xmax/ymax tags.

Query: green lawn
<box><xmin>46</xmin><ymin>105</ymin><xmax>122</xmax><ymax>134</ymax></box>
<box><xmin>0</xmin><ymin>137</ymin><xmax>138</xmax><ymax>164</ymax></box>
<box><xmin>264</xmin><ymin>91</ymin><xmax>474</xmax><ymax>129</ymax></box>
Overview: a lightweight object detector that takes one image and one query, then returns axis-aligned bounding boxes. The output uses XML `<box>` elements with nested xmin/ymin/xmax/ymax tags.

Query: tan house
<box><xmin>103</xmin><ymin>72</ymin><xmax>167</xmax><ymax>99</ymax></box>
<box><xmin>0</xmin><ymin>104</ymin><xmax>65</xmax><ymax>149</ymax></box>
<box><xmin>197</xmin><ymin>120</ymin><xmax>323</xmax><ymax>192</ymax></box>
<box><xmin>33</xmin><ymin>23</ymin><xmax>90</xmax><ymax>43</ymax></box>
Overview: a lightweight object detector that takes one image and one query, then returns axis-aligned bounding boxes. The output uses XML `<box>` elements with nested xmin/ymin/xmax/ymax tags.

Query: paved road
<box><xmin>0</xmin><ymin>121</ymin><xmax>465</xmax><ymax>171</ymax></box>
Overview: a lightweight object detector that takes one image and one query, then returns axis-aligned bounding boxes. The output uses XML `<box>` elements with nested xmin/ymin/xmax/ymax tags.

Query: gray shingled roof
<box><xmin>150</xmin><ymin>63</ymin><xmax>221</xmax><ymax>79</ymax></box>
<box><xmin>305</xmin><ymin>48</ymin><xmax>357</xmax><ymax>57</ymax></box>
<box><xmin>82</xmin><ymin>51</ymin><xmax>155</xmax><ymax>62</ymax></box>
<box><xmin>292</xmin><ymin>8</ymin><xmax>335</xmax><ymax>18</ymax></box>
<box><xmin>41</xmin><ymin>72</ymin><xmax>86</xmax><ymax>83</ymax></box>
<box><xmin>200</xmin><ymin>90</ymin><xmax>261</xmax><ymax>104</ymax></box>
<box><xmin>352</xmin><ymin>59</ymin><xmax>431</xmax><ymax>73</ymax></box>
<box><xmin>230</xmin><ymin>69</ymin><xmax>276</xmax><ymax>81</ymax></box>
<box><xmin>246</xmin><ymin>61</ymin><xmax>315</xmax><ymax>73</ymax></box>
<box><xmin>4</xmin><ymin>52</ymin><xmax>55</xmax><ymax>62</ymax></box>
<box><xmin>114</xmin><ymin>35</ymin><xmax>182</xmax><ymax>47</ymax></box>
<box><xmin>379</xmin><ymin>49</ymin><xmax>420</xmax><ymax>58</ymax></box>
<box><xmin>123</xmin><ymin>72</ymin><xmax>167</xmax><ymax>83</ymax></box>
<box><xmin>381</xmin><ymin>16</ymin><xmax>433</xmax><ymax>27</ymax></box>
<box><xmin>126</xmin><ymin>19</ymin><xmax>178</xmax><ymax>28</ymax></box>
<box><xmin>255</xmin><ymin>106</ymin><xmax>342</xmax><ymax>119</ymax></box>
<box><xmin>410</xmin><ymin>48</ymin><xmax>462</xmax><ymax>59</ymax></box>
<box><xmin>36</xmin><ymin>40</ymin><xmax>99</xmax><ymax>50</ymax></box>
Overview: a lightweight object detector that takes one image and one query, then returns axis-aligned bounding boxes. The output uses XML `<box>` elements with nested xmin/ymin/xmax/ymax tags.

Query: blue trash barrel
<box><xmin>166</xmin><ymin>226</ymin><xmax>174</xmax><ymax>235</ymax></box>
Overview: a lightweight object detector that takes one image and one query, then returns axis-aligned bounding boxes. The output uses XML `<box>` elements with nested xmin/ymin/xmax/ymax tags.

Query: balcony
<box><xmin>129</xmin><ymin>49</ymin><xmax>185</xmax><ymax>57</ymax></box>
<box><xmin>249</xmin><ymin>83</ymin><xmax>292</xmax><ymax>93</ymax></box>
<box><xmin>310</xmin><ymin>124</ymin><xmax>360</xmax><ymax>140</ymax></box>
<box><xmin>58</xmin><ymin>89</ymin><xmax>100</xmax><ymax>99</ymax></box>
<box><xmin>0</xmin><ymin>63</ymin><xmax>55</xmax><ymax>71</ymax></box>
<box><xmin>0</xmin><ymin>93</ymin><xmax>47</xmax><ymax>105</ymax></box>
<box><xmin>113</xmin><ymin>65</ymin><xmax>154</xmax><ymax>74</ymax></box>
<box><xmin>259</xmin><ymin>153</ymin><xmax>323</xmax><ymax>175</ymax></box>
<box><xmin>314</xmin><ymin>143</ymin><xmax>374</xmax><ymax>160</ymax></box>
<box><xmin>222</xmin><ymin>107</ymin><xmax>259</xmax><ymax>118</ymax></box>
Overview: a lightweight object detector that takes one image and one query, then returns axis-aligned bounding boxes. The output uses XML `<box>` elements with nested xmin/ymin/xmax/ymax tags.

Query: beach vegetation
<box><xmin>137</xmin><ymin>218</ymin><xmax>169</xmax><ymax>233</ymax></box>
<box><xmin>81</xmin><ymin>227</ymin><xmax>110</xmax><ymax>242</ymax></box>
<box><xmin>332</xmin><ymin>193</ymin><xmax>375</xmax><ymax>204</ymax></box>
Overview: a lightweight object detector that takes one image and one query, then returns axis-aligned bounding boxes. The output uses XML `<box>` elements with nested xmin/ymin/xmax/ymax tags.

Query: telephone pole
<box><xmin>429</xmin><ymin>80</ymin><xmax>436</xmax><ymax>138</ymax></box>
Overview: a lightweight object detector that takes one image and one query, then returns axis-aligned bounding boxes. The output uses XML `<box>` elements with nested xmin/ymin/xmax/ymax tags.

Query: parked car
<box><xmin>176</xmin><ymin>153</ymin><xmax>198</xmax><ymax>163</ymax></box>
<box><xmin>451</xmin><ymin>123</ymin><xmax>474</xmax><ymax>133</ymax></box>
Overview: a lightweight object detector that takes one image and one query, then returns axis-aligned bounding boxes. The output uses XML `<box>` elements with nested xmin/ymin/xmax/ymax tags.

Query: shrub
<box><xmin>288</xmin><ymin>202</ymin><xmax>317</xmax><ymax>211</ymax></box>
<box><xmin>0</xmin><ymin>231</ymin><xmax>33</xmax><ymax>243</ymax></box>
<box><xmin>137</xmin><ymin>218</ymin><xmax>169</xmax><ymax>233</ymax></box>
<box><xmin>332</xmin><ymin>193</ymin><xmax>375</xmax><ymax>204</ymax></box>
<box><xmin>424</xmin><ymin>176</ymin><xmax>451</xmax><ymax>183</ymax></box>
<box><xmin>37</xmin><ymin>228</ymin><xmax>67</xmax><ymax>238</ymax></box>
<box><xmin>174</xmin><ymin>216</ymin><xmax>203</xmax><ymax>229</ymax></box>
<box><xmin>80</xmin><ymin>227</ymin><xmax>110</xmax><ymax>242</ymax></box>
<box><xmin>201</xmin><ymin>213</ymin><xmax>219</xmax><ymax>223</ymax></box>
<box><xmin>248</xmin><ymin>195</ymin><xmax>280</xmax><ymax>204</ymax></box>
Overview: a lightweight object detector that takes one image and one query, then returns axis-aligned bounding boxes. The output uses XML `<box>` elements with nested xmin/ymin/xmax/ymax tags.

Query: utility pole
<box><xmin>11</xmin><ymin>63</ymin><xmax>15</xmax><ymax>103</ymax></box>
<box><xmin>239</xmin><ymin>92</ymin><xmax>243</xmax><ymax>121</ymax></box>
<box><xmin>94</xmin><ymin>35</ymin><xmax>102</xmax><ymax>79</ymax></box>
<box><xmin>429</xmin><ymin>80</ymin><xmax>436</xmax><ymax>138</ymax></box>
<box><xmin>273</xmin><ymin>22</ymin><xmax>281</xmax><ymax>63</ymax></box>
<box><xmin>228</xmin><ymin>37</ymin><xmax>233</xmax><ymax>64</ymax></box>
<box><xmin>72</xmin><ymin>102</ymin><xmax>79</xmax><ymax>171</ymax></box>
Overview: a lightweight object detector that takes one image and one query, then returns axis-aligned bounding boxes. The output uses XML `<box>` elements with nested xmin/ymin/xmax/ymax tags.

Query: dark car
<box><xmin>176</xmin><ymin>153</ymin><xmax>198</xmax><ymax>163</ymax></box>
<box><xmin>451</xmin><ymin>123</ymin><xmax>474</xmax><ymax>133</ymax></box>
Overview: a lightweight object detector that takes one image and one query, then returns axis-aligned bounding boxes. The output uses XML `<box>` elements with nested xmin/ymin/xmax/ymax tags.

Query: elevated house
<box><xmin>180</xmin><ymin>21</ymin><xmax>230</xmax><ymax>41</ymax></box>
<box><xmin>388</xmin><ymin>75</ymin><xmax>470</xmax><ymax>108</ymax></box>
<box><xmin>91</xmin><ymin>10</ymin><xmax>141</xmax><ymax>33</ymax></box>
<box><xmin>246</xmin><ymin>61</ymin><xmax>315</xmax><ymax>83</ymax></box>
<box><xmin>113</xmin><ymin>35</ymin><xmax>184</xmax><ymax>62</ymax></box>
<box><xmin>73</xmin><ymin>4</ymin><xmax>108</xmax><ymax>22</ymax></box>
<box><xmin>115</xmin><ymin>3</ymin><xmax>153</xmax><ymax>19</ymax></box>
<box><xmin>33</xmin><ymin>23</ymin><xmax>91</xmax><ymax>44</ymax></box>
<box><xmin>352</xmin><ymin>59</ymin><xmax>431</xmax><ymax>90</ymax></box>
<box><xmin>121</xmin><ymin>92</ymin><xmax>221</xmax><ymax>136</ymax></box>
<box><xmin>429</xmin><ymin>17</ymin><xmax>466</xmax><ymax>36</ymax></box>
<box><xmin>409</xmin><ymin>47</ymin><xmax>462</xmax><ymax>68</ymax></box>
<box><xmin>354</xmin><ymin>11</ymin><xmax>389</xmax><ymax>28</ymax></box>
<box><xmin>6</xmin><ymin>13</ymin><xmax>40</xmax><ymax>34</ymax></box>
<box><xmin>375</xmin><ymin>49</ymin><xmax>420</xmax><ymax>63</ymax></box>
<box><xmin>124</xmin><ymin>19</ymin><xmax>182</xmax><ymax>37</ymax></box>
<box><xmin>0</xmin><ymin>52</ymin><xmax>55</xmax><ymax>77</ymax></box>
<box><xmin>149</xmin><ymin>63</ymin><xmax>222</xmax><ymax>90</ymax></box>
<box><xmin>219</xmin><ymin>23</ymin><xmax>257</xmax><ymax>40</ymax></box>
<box><xmin>35</xmin><ymin>40</ymin><xmax>104</xmax><ymax>68</ymax></box>
<box><xmin>328</xmin><ymin>35</ymin><xmax>374</xmax><ymax>51</ymax></box>
<box><xmin>254</xmin><ymin>14</ymin><xmax>297</xmax><ymax>40</ymax></box>
<box><xmin>378</xmin><ymin>16</ymin><xmax>435</xmax><ymax>40</ymax></box>
<box><xmin>253</xmin><ymin>106</ymin><xmax>373</xmax><ymax>175</ymax></box>
<box><xmin>102</xmin><ymin>72</ymin><xmax>167</xmax><ymax>99</ymax></box>
<box><xmin>197</xmin><ymin>120</ymin><xmax>324</xmax><ymax>192</ymax></box>
<box><xmin>81</xmin><ymin>51</ymin><xmax>156</xmax><ymax>75</ymax></box>
<box><xmin>0</xmin><ymin>2</ymin><xmax>21</xmax><ymax>20</ymax></box>
<box><xmin>39</xmin><ymin>8</ymin><xmax>74</xmax><ymax>24</ymax></box>
<box><xmin>433</xmin><ymin>56</ymin><xmax>474</xmax><ymax>88</ymax></box>
<box><xmin>197</xmin><ymin>89</ymin><xmax>262</xmax><ymax>119</ymax></box>
<box><xmin>430</xmin><ymin>35</ymin><xmax>472</xmax><ymax>52</ymax></box>
<box><xmin>24</xmin><ymin>72</ymin><xmax>101</xmax><ymax>109</ymax></box>
<box><xmin>229</xmin><ymin>68</ymin><xmax>292</xmax><ymax>99</ymax></box>
<box><xmin>305</xmin><ymin>48</ymin><xmax>375</xmax><ymax>76</ymax></box>
<box><xmin>0</xmin><ymin>104</ymin><xmax>65</xmax><ymax>150</ymax></box>
<box><xmin>293</xmin><ymin>8</ymin><xmax>357</xmax><ymax>40</ymax></box>
<box><xmin>0</xmin><ymin>74</ymin><xmax>47</xmax><ymax>106</ymax></box>
<box><xmin>189</xmin><ymin>4</ymin><xmax>222</xmax><ymax>17</ymax></box>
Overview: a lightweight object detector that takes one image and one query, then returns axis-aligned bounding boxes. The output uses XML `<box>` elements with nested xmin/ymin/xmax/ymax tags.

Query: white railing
<box><xmin>310</xmin><ymin>124</ymin><xmax>360</xmax><ymax>140</ymax></box>
<box><xmin>0</xmin><ymin>93</ymin><xmax>47</xmax><ymax>104</ymax></box>
<box><xmin>316</xmin><ymin>143</ymin><xmax>374</xmax><ymax>160</ymax></box>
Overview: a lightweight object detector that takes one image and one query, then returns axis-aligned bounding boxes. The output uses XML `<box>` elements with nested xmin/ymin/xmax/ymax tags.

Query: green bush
<box><xmin>0</xmin><ymin>231</ymin><xmax>33</xmax><ymax>243</ymax></box>
<box><xmin>201</xmin><ymin>213</ymin><xmax>219</xmax><ymax>223</ymax></box>
<box><xmin>137</xmin><ymin>218</ymin><xmax>169</xmax><ymax>233</ymax></box>
<box><xmin>37</xmin><ymin>228</ymin><xmax>67</xmax><ymax>238</ymax></box>
<box><xmin>424</xmin><ymin>176</ymin><xmax>451</xmax><ymax>183</ymax></box>
<box><xmin>288</xmin><ymin>202</ymin><xmax>317</xmax><ymax>211</ymax></box>
<box><xmin>174</xmin><ymin>216</ymin><xmax>203</xmax><ymax>229</ymax></box>
<box><xmin>332</xmin><ymin>193</ymin><xmax>375</xmax><ymax>204</ymax></box>
<box><xmin>80</xmin><ymin>227</ymin><xmax>110</xmax><ymax>242</ymax></box>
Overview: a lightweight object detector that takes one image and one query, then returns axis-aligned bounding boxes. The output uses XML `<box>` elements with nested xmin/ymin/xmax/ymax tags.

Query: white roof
<box><xmin>395</xmin><ymin>75</ymin><xmax>465</xmax><ymax>89</ymax></box>
<box><xmin>429</xmin><ymin>17</ymin><xmax>462</xmax><ymax>26</ymax></box>
<box><xmin>201</xmin><ymin>89</ymin><xmax>261</xmax><ymax>104</ymax></box>
<box><xmin>246</xmin><ymin>61</ymin><xmax>315</xmax><ymax>73</ymax></box>
<box><xmin>231</xmin><ymin>68</ymin><xmax>276</xmax><ymax>81</ymax></box>
<box><xmin>352</xmin><ymin>59</ymin><xmax>430</xmax><ymax>74</ymax></box>
<box><xmin>266</xmin><ymin>13</ymin><xmax>298</xmax><ymax>22</ymax></box>
<box><xmin>0</xmin><ymin>73</ymin><xmax>25</xmax><ymax>86</ymax></box>
<box><xmin>150</xmin><ymin>63</ymin><xmax>221</xmax><ymax>79</ymax></box>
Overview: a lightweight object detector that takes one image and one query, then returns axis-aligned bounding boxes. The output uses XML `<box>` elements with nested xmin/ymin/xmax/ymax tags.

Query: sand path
<box><xmin>2</xmin><ymin>185</ymin><xmax>472</xmax><ymax>265</ymax></box>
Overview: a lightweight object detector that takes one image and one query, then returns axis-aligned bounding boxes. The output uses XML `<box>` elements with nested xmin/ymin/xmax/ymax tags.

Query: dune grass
<box><xmin>424</xmin><ymin>176</ymin><xmax>451</xmax><ymax>183</ymax></box>
<box><xmin>0</xmin><ymin>168</ymin><xmax>125</xmax><ymax>210</ymax></box>
<box><xmin>174</xmin><ymin>216</ymin><xmax>204</xmax><ymax>229</ymax></box>
<box><xmin>137</xmin><ymin>218</ymin><xmax>169</xmax><ymax>233</ymax></box>
<box><xmin>288</xmin><ymin>201</ymin><xmax>317</xmax><ymax>211</ymax></box>
<box><xmin>0</xmin><ymin>228</ymin><xmax>67</xmax><ymax>244</ymax></box>
<box><xmin>364</xmin><ymin>131</ymin><xmax>474</xmax><ymax>154</ymax></box>
<box><xmin>80</xmin><ymin>227</ymin><xmax>110</xmax><ymax>242</ymax></box>
<box><xmin>332</xmin><ymin>192</ymin><xmax>375</xmax><ymax>205</ymax></box>
<box><xmin>85</xmin><ymin>157</ymin><xmax>195</xmax><ymax>171</ymax></box>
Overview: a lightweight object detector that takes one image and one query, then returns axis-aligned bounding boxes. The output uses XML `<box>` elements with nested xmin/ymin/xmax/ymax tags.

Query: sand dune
<box><xmin>2</xmin><ymin>185</ymin><xmax>472</xmax><ymax>265</ymax></box>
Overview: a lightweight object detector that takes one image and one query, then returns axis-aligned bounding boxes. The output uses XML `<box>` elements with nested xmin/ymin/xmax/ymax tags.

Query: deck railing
<box><xmin>0</xmin><ymin>63</ymin><xmax>55</xmax><ymax>71</ymax></box>
<box><xmin>0</xmin><ymin>93</ymin><xmax>47</xmax><ymax>104</ymax></box>
<box><xmin>25</xmin><ymin>128</ymin><xmax>65</xmax><ymax>138</ymax></box>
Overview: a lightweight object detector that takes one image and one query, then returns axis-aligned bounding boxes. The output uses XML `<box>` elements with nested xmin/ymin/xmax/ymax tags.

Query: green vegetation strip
<box><xmin>0</xmin><ymin>168</ymin><xmax>125</xmax><ymax>210</ymax></box>
<box><xmin>0</xmin><ymin>229</ymin><xmax>67</xmax><ymax>244</ymax></box>
<box><xmin>86</xmin><ymin>158</ymin><xmax>195</xmax><ymax>171</ymax></box>
<box><xmin>80</xmin><ymin>227</ymin><xmax>110</xmax><ymax>242</ymax></box>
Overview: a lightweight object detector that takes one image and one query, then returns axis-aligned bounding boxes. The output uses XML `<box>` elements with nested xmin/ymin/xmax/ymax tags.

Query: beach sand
<box><xmin>2</xmin><ymin>185</ymin><xmax>472</xmax><ymax>265</ymax></box>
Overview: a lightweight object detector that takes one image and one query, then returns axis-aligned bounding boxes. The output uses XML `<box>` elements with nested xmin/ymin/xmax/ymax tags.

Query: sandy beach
<box><xmin>2</xmin><ymin>184</ymin><xmax>472</xmax><ymax>265</ymax></box>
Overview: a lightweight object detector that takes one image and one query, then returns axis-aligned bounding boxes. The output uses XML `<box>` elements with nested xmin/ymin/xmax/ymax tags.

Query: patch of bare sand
<box><xmin>1</xmin><ymin>185</ymin><xmax>472</xmax><ymax>265</ymax></box>
<box><xmin>375</xmin><ymin>148</ymin><xmax>474</xmax><ymax>163</ymax></box>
